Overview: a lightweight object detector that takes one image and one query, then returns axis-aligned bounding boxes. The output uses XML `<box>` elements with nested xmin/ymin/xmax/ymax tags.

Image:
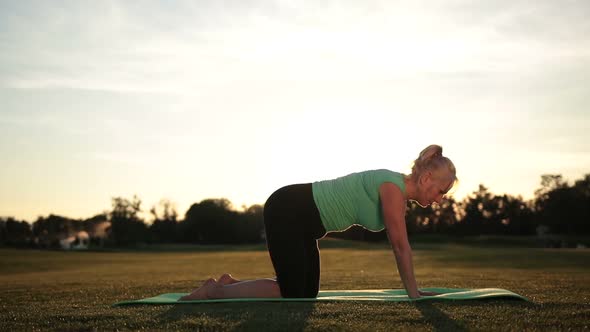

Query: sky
<box><xmin>1</xmin><ymin>0</ymin><xmax>589</xmax><ymax>222</ymax></box>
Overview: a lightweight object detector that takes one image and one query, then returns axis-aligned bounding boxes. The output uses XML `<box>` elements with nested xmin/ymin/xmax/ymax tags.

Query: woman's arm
<box><xmin>379</xmin><ymin>182</ymin><xmax>420</xmax><ymax>299</ymax></box>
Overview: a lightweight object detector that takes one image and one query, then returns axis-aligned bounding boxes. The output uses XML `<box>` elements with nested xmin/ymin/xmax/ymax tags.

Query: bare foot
<box><xmin>179</xmin><ymin>278</ymin><xmax>218</xmax><ymax>301</ymax></box>
<box><xmin>218</xmin><ymin>273</ymin><xmax>239</xmax><ymax>286</ymax></box>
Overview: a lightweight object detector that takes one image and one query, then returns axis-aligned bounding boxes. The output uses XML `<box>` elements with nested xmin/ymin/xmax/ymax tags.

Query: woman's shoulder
<box><xmin>365</xmin><ymin>169</ymin><xmax>404</xmax><ymax>177</ymax></box>
<box><xmin>366</xmin><ymin>169</ymin><xmax>406</xmax><ymax>194</ymax></box>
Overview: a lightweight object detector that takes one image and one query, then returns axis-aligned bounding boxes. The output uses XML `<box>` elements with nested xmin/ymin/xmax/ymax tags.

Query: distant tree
<box><xmin>535</xmin><ymin>173</ymin><xmax>590</xmax><ymax>234</ymax></box>
<box><xmin>1</xmin><ymin>217</ymin><xmax>32</xmax><ymax>247</ymax></box>
<box><xmin>83</xmin><ymin>213</ymin><xmax>109</xmax><ymax>232</ymax></box>
<box><xmin>235</xmin><ymin>204</ymin><xmax>265</xmax><ymax>243</ymax></box>
<box><xmin>574</xmin><ymin>174</ymin><xmax>590</xmax><ymax>197</ymax></box>
<box><xmin>455</xmin><ymin>184</ymin><xmax>491</xmax><ymax>235</ymax></box>
<box><xmin>406</xmin><ymin>201</ymin><xmax>434</xmax><ymax>234</ymax></box>
<box><xmin>501</xmin><ymin>195</ymin><xmax>536</xmax><ymax>235</ymax></box>
<box><xmin>83</xmin><ymin>213</ymin><xmax>110</xmax><ymax>247</ymax></box>
<box><xmin>454</xmin><ymin>185</ymin><xmax>539</xmax><ymax>235</ymax></box>
<box><xmin>149</xmin><ymin>199</ymin><xmax>178</xmax><ymax>243</ymax></box>
<box><xmin>405</xmin><ymin>197</ymin><xmax>459</xmax><ymax>234</ymax></box>
<box><xmin>109</xmin><ymin>195</ymin><xmax>148</xmax><ymax>246</ymax></box>
<box><xmin>432</xmin><ymin>197</ymin><xmax>460</xmax><ymax>234</ymax></box>
<box><xmin>534</xmin><ymin>174</ymin><xmax>567</xmax><ymax>202</ymax></box>
<box><xmin>181</xmin><ymin>198</ymin><xmax>238</xmax><ymax>243</ymax></box>
<box><xmin>0</xmin><ymin>219</ymin><xmax>5</xmax><ymax>245</ymax></box>
<box><xmin>572</xmin><ymin>174</ymin><xmax>590</xmax><ymax>234</ymax></box>
<box><xmin>32</xmin><ymin>214</ymin><xmax>80</xmax><ymax>248</ymax></box>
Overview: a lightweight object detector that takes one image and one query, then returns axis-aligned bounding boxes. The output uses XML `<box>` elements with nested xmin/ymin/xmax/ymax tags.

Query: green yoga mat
<box><xmin>113</xmin><ymin>288</ymin><xmax>530</xmax><ymax>306</ymax></box>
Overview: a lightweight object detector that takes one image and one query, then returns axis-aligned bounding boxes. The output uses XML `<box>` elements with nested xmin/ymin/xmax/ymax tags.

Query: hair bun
<box><xmin>410</xmin><ymin>144</ymin><xmax>456</xmax><ymax>184</ymax></box>
<box><xmin>419</xmin><ymin>144</ymin><xmax>443</xmax><ymax>162</ymax></box>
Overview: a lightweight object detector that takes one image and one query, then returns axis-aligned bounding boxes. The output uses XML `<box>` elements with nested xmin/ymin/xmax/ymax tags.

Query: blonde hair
<box><xmin>410</xmin><ymin>145</ymin><xmax>458</xmax><ymax>190</ymax></box>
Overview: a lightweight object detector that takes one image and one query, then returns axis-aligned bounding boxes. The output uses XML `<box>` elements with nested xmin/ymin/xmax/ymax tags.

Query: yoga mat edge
<box><xmin>113</xmin><ymin>287</ymin><xmax>530</xmax><ymax>307</ymax></box>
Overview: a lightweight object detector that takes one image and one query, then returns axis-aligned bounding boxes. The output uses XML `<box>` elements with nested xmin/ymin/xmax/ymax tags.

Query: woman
<box><xmin>180</xmin><ymin>144</ymin><xmax>457</xmax><ymax>300</ymax></box>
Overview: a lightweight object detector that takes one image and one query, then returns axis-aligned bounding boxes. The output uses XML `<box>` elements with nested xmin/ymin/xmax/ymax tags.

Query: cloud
<box><xmin>1</xmin><ymin>0</ymin><xmax>589</xmax><ymax>95</ymax></box>
<box><xmin>1</xmin><ymin>1</ymin><xmax>590</xmax><ymax>221</ymax></box>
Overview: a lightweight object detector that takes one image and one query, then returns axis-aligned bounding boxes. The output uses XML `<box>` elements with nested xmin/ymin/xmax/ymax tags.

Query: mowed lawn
<box><xmin>1</xmin><ymin>241</ymin><xmax>589</xmax><ymax>331</ymax></box>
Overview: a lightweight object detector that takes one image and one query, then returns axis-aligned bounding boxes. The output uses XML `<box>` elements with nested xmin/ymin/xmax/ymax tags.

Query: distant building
<box><xmin>59</xmin><ymin>231</ymin><xmax>90</xmax><ymax>250</ymax></box>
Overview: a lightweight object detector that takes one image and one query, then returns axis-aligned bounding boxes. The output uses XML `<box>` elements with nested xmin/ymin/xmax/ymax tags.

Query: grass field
<box><xmin>1</xmin><ymin>240</ymin><xmax>589</xmax><ymax>331</ymax></box>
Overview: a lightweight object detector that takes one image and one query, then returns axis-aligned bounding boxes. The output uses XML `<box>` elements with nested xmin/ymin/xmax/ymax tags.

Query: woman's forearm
<box><xmin>392</xmin><ymin>243</ymin><xmax>420</xmax><ymax>299</ymax></box>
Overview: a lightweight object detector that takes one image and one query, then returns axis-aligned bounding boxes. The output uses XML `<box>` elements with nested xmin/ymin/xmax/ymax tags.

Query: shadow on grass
<box><xmin>414</xmin><ymin>301</ymin><xmax>467</xmax><ymax>332</ymax></box>
<box><xmin>414</xmin><ymin>299</ymin><xmax>538</xmax><ymax>332</ymax></box>
<box><xmin>157</xmin><ymin>302</ymin><xmax>316</xmax><ymax>330</ymax></box>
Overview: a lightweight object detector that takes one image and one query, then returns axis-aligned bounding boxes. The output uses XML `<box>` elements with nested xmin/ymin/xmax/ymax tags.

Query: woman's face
<box><xmin>416</xmin><ymin>171</ymin><xmax>453</xmax><ymax>207</ymax></box>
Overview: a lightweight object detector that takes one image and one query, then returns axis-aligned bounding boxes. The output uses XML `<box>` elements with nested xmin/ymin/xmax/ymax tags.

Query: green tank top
<box><xmin>311</xmin><ymin>169</ymin><xmax>406</xmax><ymax>232</ymax></box>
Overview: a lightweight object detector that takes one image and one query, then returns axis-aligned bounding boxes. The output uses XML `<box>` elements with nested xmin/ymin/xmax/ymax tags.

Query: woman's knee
<box><xmin>269</xmin><ymin>280</ymin><xmax>282</xmax><ymax>298</ymax></box>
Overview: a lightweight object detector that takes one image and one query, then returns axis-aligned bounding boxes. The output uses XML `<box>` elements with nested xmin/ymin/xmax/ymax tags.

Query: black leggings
<box><xmin>263</xmin><ymin>183</ymin><xmax>327</xmax><ymax>298</ymax></box>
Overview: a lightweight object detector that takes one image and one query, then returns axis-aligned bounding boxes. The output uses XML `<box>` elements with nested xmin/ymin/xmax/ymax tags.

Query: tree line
<box><xmin>1</xmin><ymin>173</ymin><xmax>588</xmax><ymax>248</ymax></box>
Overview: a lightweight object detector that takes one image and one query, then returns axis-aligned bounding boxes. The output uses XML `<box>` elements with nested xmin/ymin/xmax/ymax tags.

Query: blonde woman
<box><xmin>180</xmin><ymin>144</ymin><xmax>457</xmax><ymax>300</ymax></box>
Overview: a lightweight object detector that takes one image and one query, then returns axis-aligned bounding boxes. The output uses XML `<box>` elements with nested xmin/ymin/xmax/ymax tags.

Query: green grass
<box><xmin>1</xmin><ymin>240</ymin><xmax>589</xmax><ymax>331</ymax></box>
